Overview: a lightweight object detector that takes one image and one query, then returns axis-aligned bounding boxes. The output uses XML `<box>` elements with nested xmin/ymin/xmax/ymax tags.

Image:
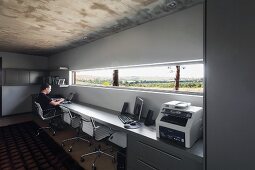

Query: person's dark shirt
<box><xmin>36</xmin><ymin>93</ymin><xmax>53</xmax><ymax>110</ymax></box>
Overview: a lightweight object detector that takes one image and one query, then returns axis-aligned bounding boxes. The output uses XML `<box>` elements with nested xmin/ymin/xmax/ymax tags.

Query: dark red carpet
<box><xmin>0</xmin><ymin>121</ymin><xmax>83</xmax><ymax>170</ymax></box>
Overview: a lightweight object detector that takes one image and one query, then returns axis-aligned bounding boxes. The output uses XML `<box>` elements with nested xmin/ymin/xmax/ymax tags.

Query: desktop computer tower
<box><xmin>117</xmin><ymin>148</ymin><xmax>126</xmax><ymax>170</ymax></box>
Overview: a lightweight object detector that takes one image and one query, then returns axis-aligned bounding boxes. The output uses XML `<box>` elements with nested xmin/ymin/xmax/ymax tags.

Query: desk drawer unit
<box><xmin>136</xmin><ymin>160</ymin><xmax>158</xmax><ymax>170</ymax></box>
<box><xmin>137</xmin><ymin>141</ymin><xmax>181</xmax><ymax>170</ymax></box>
<box><xmin>127</xmin><ymin>134</ymin><xmax>202</xmax><ymax>170</ymax></box>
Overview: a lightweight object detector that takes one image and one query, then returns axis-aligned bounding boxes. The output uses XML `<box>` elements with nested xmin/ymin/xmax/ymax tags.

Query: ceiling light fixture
<box><xmin>166</xmin><ymin>0</ymin><xmax>177</xmax><ymax>9</ymax></box>
<box><xmin>112</xmin><ymin>25</ymin><xmax>121</xmax><ymax>31</ymax></box>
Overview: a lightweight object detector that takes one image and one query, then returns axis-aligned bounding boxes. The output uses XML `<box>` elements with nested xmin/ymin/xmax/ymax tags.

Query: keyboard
<box><xmin>62</xmin><ymin>100</ymin><xmax>71</xmax><ymax>104</ymax></box>
<box><xmin>118</xmin><ymin>115</ymin><xmax>134</xmax><ymax>124</ymax></box>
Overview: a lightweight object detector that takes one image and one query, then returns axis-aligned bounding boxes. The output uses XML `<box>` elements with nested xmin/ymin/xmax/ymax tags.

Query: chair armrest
<box><xmin>43</xmin><ymin>107</ymin><xmax>56</xmax><ymax>113</ymax></box>
<box><xmin>81</xmin><ymin>117</ymin><xmax>91</xmax><ymax>122</ymax></box>
<box><xmin>60</xmin><ymin>105</ymin><xmax>76</xmax><ymax>119</ymax></box>
<box><xmin>42</xmin><ymin>108</ymin><xmax>58</xmax><ymax>119</ymax></box>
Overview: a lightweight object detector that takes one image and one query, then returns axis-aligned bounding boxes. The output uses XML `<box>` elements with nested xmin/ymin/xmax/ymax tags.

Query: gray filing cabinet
<box><xmin>5</xmin><ymin>69</ymin><xmax>29</xmax><ymax>85</ymax></box>
<box><xmin>4</xmin><ymin>69</ymin><xmax>48</xmax><ymax>85</ymax></box>
<box><xmin>127</xmin><ymin>134</ymin><xmax>203</xmax><ymax>170</ymax></box>
<box><xmin>29</xmin><ymin>71</ymin><xmax>47</xmax><ymax>84</ymax></box>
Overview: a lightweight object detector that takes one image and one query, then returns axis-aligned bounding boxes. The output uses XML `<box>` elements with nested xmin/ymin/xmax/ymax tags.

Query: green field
<box><xmin>76</xmin><ymin>79</ymin><xmax>203</xmax><ymax>93</ymax></box>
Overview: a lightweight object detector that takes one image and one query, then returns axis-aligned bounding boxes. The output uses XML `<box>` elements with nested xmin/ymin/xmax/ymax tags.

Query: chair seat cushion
<box><xmin>95</xmin><ymin>125</ymin><xmax>112</xmax><ymax>141</ymax></box>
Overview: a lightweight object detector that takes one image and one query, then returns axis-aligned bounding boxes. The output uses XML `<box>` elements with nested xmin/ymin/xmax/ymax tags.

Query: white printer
<box><xmin>156</xmin><ymin>101</ymin><xmax>203</xmax><ymax>148</ymax></box>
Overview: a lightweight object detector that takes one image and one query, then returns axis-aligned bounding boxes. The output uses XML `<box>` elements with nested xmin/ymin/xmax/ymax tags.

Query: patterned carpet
<box><xmin>0</xmin><ymin>121</ymin><xmax>83</xmax><ymax>170</ymax></box>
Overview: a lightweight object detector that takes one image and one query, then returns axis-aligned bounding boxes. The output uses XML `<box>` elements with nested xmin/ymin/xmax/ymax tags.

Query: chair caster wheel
<box><xmin>68</xmin><ymin>148</ymin><xmax>72</xmax><ymax>152</ymax></box>
<box><xmin>92</xmin><ymin>164</ymin><xmax>96</xmax><ymax>170</ymax></box>
<box><xmin>112</xmin><ymin>157</ymin><xmax>116</xmax><ymax>163</ymax></box>
<box><xmin>80</xmin><ymin>157</ymin><xmax>84</xmax><ymax>162</ymax></box>
<box><xmin>52</xmin><ymin>132</ymin><xmax>56</xmax><ymax>136</ymax></box>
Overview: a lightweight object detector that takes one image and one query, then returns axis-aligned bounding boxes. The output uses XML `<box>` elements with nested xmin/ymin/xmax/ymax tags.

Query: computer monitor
<box><xmin>66</xmin><ymin>93</ymin><xmax>74</xmax><ymax>101</ymax></box>
<box><xmin>133</xmin><ymin>97</ymin><xmax>143</xmax><ymax>121</ymax></box>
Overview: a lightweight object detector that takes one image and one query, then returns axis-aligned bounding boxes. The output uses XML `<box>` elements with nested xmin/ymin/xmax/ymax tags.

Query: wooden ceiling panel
<box><xmin>0</xmin><ymin>0</ymin><xmax>203</xmax><ymax>56</ymax></box>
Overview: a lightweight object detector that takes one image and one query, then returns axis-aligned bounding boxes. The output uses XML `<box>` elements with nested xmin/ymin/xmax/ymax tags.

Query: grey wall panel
<box><xmin>206</xmin><ymin>1</ymin><xmax>255</xmax><ymax>169</ymax></box>
<box><xmin>54</xmin><ymin>86</ymin><xmax>203</xmax><ymax>119</ymax></box>
<box><xmin>48</xmin><ymin>5</ymin><xmax>204</xmax><ymax>116</ymax></box>
<box><xmin>0</xmin><ymin>52</ymin><xmax>48</xmax><ymax>69</ymax></box>
<box><xmin>0</xmin><ymin>52</ymin><xmax>48</xmax><ymax>115</ymax></box>
<box><xmin>2</xmin><ymin>86</ymin><xmax>40</xmax><ymax>116</ymax></box>
<box><xmin>49</xmin><ymin>5</ymin><xmax>203</xmax><ymax>70</ymax></box>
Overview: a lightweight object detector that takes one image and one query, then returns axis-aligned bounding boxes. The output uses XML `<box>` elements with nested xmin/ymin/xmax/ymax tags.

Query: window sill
<box><xmin>70</xmin><ymin>84</ymin><xmax>203</xmax><ymax>96</ymax></box>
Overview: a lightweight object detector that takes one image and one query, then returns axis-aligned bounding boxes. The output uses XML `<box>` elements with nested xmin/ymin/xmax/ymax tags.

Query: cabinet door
<box><xmin>137</xmin><ymin>141</ymin><xmax>182</xmax><ymax>170</ymax></box>
<box><xmin>29</xmin><ymin>71</ymin><xmax>46</xmax><ymax>84</ymax></box>
<box><xmin>18</xmin><ymin>70</ymin><xmax>29</xmax><ymax>85</ymax></box>
<box><xmin>127</xmin><ymin>134</ymin><xmax>202</xmax><ymax>170</ymax></box>
<box><xmin>5</xmin><ymin>69</ymin><xmax>18</xmax><ymax>85</ymax></box>
<box><xmin>5</xmin><ymin>69</ymin><xmax>30</xmax><ymax>85</ymax></box>
<box><xmin>136</xmin><ymin>160</ymin><xmax>158</xmax><ymax>170</ymax></box>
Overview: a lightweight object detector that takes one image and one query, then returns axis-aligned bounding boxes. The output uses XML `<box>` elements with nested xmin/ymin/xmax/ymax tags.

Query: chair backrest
<box><xmin>60</xmin><ymin>105</ymin><xmax>72</xmax><ymax>124</ymax></box>
<box><xmin>60</xmin><ymin>105</ymin><xmax>80</xmax><ymax>128</ymax></box>
<box><xmin>81</xmin><ymin>117</ymin><xmax>94</xmax><ymax>137</ymax></box>
<box><xmin>94</xmin><ymin>123</ymin><xmax>112</xmax><ymax>141</ymax></box>
<box><xmin>34</xmin><ymin>101</ymin><xmax>44</xmax><ymax>119</ymax></box>
<box><xmin>81</xmin><ymin>117</ymin><xmax>111</xmax><ymax>141</ymax></box>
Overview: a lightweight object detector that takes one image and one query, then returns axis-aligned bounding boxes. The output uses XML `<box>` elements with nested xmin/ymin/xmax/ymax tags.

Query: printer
<box><xmin>156</xmin><ymin>101</ymin><xmax>203</xmax><ymax>148</ymax></box>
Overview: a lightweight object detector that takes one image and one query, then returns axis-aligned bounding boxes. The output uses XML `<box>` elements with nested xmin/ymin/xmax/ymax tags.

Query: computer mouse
<box><xmin>130</xmin><ymin>122</ymin><xmax>137</xmax><ymax>126</ymax></box>
<box><xmin>124</xmin><ymin>124</ymin><xmax>130</xmax><ymax>128</ymax></box>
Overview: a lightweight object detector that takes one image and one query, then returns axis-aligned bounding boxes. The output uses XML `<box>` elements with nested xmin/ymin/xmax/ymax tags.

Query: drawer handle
<box><xmin>138</xmin><ymin>141</ymin><xmax>181</xmax><ymax>161</ymax></box>
<box><xmin>137</xmin><ymin>159</ymin><xmax>158</xmax><ymax>170</ymax></box>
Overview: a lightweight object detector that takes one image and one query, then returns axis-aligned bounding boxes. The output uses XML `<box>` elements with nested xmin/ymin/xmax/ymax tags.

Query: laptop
<box><xmin>62</xmin><ymin>93</ymin><xmax>75</xmax><ymax>104</ymax></box>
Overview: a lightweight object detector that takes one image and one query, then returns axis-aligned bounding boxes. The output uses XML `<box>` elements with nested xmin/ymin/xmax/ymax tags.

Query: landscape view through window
<box><xmin>74</xmin><ymin>63</ymin><xmax>204</xmax><ymax>93</ymax></box>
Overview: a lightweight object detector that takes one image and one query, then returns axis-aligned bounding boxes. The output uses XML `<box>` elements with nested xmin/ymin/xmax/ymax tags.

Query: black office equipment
<box><xmin>144</xmin><ymin>110</ymin><xmax>155</xmax><ymax>126</ymax></box>
<box><xmin>62</xmin><ymin>93</ymin><xmax>75</xmax><ymax>104</ymax></box>
<box><xmin>133</xmin><ymin>97</ymin><xmax>143</xmax><ymax>121</ymax></box>
<box><xmin>121</xmin><ymin>102</ymin><xmax>129</xmax><ymax>114</ymax></box>
<box><xmin>118</xmin><ymin>115</ymin><xmax>134</xmax><ymax>124</ymax></box>
<box><xmin>117</xmin><ymin>149</ymin><xmax>126</xmax><ymax>170</ymax></box>
<box><xmin>119</xmin><ymin>102</ymin><xmax>134</xmax><ymax>124</ymax></box>
<box><xmin>119</xmin><ymin>97</ymin><xmax>143</xmax><ymax>128</ymax></box>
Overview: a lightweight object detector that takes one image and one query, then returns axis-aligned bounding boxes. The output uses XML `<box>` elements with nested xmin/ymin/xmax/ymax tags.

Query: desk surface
<box><xmin>61</xmin><ymin>102</ymin><xmax>203</xmax><ymax>160</ymax></box>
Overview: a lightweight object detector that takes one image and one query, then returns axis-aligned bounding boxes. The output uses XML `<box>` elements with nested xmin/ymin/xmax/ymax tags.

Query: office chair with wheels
<box><xmin>60</xmin><ymin>105</ymin><xmax>91</xmax><ymax>152</ymax></box>
<box><xmin>80</xmin><ymin>117</ymin><xmax>115</xmax><ymax>170</ymax></box>
<box><xmin>34</xmin><ymin>101</ymin><xmax>60</xmax><ymax>136</ymax></box>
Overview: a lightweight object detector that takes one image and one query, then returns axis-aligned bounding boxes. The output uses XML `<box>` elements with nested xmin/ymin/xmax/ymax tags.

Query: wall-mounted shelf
<box><xmin>48</xmin><ymin>69</ymin><xmax>70</xmax><ymax>87</ymax></box>
<box><xmin>59</xmin><ymin>85</ymin><xmax>69</xmax><ymax>88</ymax></box>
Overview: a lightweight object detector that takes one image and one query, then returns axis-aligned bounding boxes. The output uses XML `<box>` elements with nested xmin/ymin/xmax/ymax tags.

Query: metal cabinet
<box><xmin>5</xmin><ymin>69</ymin><xmax>29</xmax><ymax>85</ymax></box>
<box><xmin>137</xmin><ymin>141</ymin><xmax>182</xmax><ymax>170</ymax></box>
<box><xmin>29</xmin><ymin>71</ymin><xmax>47</xmax><ymax>84</ymax></box>
<box><xmin>127</xmin><ymin>134</ymin><xmax>202</xmax><ymax>170</ymax></box>
<box><xmin>4</xmin><ymin>69</ymin><xmax>48</xmax><ymax>85</ymax></box>
<box><xmin>19</xmin><ymin>70</ymin><xmax>30</xmax><ymax>84</ymax></box>
<box><xmin>136</xmin><ymin>160</ymin><xmax>157</xmax><ymax>170</ymax></box>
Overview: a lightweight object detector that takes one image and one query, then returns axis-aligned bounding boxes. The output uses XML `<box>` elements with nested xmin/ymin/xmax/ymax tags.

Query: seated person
<box><xmin>36</xmin><ymin>83</ymin><xmax>64</xmax><ymax>116</ymax></box>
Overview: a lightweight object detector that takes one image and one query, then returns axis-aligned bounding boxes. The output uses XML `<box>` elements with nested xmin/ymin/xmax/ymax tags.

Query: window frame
<box><xmin>70</xmin><ymin>60</ymin><xmax>204</xmax><ymax>96</ymax></box>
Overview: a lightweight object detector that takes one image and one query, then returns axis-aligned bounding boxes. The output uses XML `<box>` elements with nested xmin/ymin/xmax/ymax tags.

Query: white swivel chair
<box><xmin>34</xmin><ymin>101</ymin><xmax>60</xmax><ymax>136</ymax></box>
<box><xmin>60</xmin><ymin>105</ymin><xmax>91</xmax><ymax>152</ymax></box>
<box><xmin>80</xmin><ymin>117</ymin><xmax>115</xmax><ymax>170</ymax></box>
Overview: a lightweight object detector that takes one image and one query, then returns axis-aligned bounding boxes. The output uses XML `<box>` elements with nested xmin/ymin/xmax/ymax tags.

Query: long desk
<box><xmin>61</xmin><ymin>102</ymin><xmax>203</xmax><ymax>170</ymax></box>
